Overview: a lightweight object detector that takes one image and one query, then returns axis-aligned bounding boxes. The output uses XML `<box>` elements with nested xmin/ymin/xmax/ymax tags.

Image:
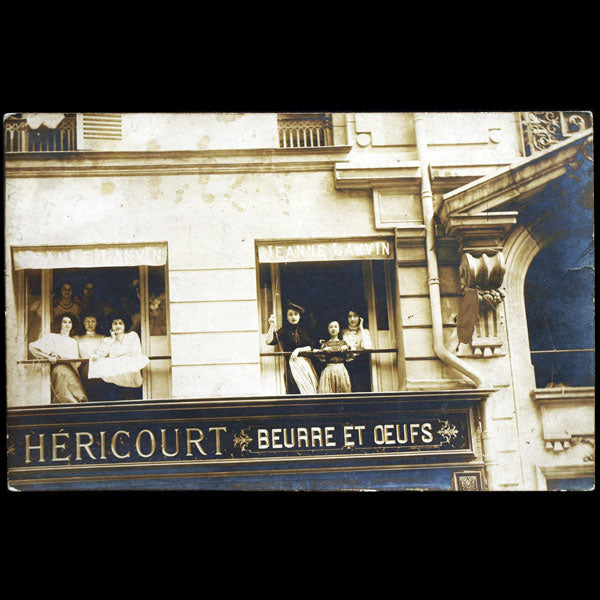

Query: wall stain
<box><xmin>101</xmin><ymin>182</ymin><xmax>115</xmax><ymax>195</ymax></box>
<box><xmin>198</xmin><ymin>174</ymin><xmax>209</xmax><ymax>185</ymax></box>
<box><xmin>232</xmin><ymin>174</ymin><xmax>246</xmax><ymax>190</ymax></box>
<box><xmin>215</xmin><ymin>114</ymin><xmax>243</xmax><ymax>122</ymax></box>
<box><xmin>149</xmin><ymin>176</ymin><xmax>160</xmax><ymax>199</ymax></box>
<box><xmin>197</xmin><ymin>136</ymin><xmax>211</xmax><ymax>150</ymax></box>
<box><xmin>146</xmin><ymin>139</ymin><xmax>161</xmax><ymax>151</ymax></box>
<box><xmin>203</xmin><ymin>194</ymin><xmax>215</xmax><ymax>204</ymax></box>
<box><xmin>232</xmin><ymin>202</ymin><xmax>244</xmax><ymax>212</ymax></box>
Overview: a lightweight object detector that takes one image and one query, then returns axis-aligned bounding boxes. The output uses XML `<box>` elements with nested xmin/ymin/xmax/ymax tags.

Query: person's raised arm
<box><xmin>265</xmin><ymin>313</ymin><xmax>277</xmax><ymax>345</ymax></box>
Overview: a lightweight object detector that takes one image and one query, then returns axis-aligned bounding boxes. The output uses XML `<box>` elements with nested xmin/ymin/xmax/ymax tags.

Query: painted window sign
<box><xmin>258</xmin><ymin>239</ymin><xmax>394</xmax><ymax>263</ymax></box>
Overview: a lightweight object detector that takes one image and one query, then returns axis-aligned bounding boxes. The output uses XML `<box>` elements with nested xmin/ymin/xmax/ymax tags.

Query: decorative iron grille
<box><xmin>278</xmin><ymin>113</ymin><xmax>333</xmax><ymax>148</ymax></box>
<box><xmin>4</xmin><ymin>114</ymin><xmax>77</xmax><ymax>152</ymax></box>
<box><xmin>521</xmin><ymin>111</ymin><xmax>592</xmax><ymax>156</ymax></box>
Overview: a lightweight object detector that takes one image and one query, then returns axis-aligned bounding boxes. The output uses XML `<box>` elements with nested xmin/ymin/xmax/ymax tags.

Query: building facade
<box><xmin>4</xmin><ymin>111</ymin><xmax>594</xmax><ymax>491</ymax></box>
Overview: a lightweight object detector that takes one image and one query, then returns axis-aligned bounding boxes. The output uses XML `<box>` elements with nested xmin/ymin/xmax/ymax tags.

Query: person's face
<box><xmin>83</xmin><ymin>283</ymin><xmax>95</xmax><ymax>299</ymax></box>
<box><xmin>112</xmin><ymin>319</ymin><xmax>126</xmax><ymax>334</ymax></box>
<box><xmin>328</xmin><ymin>321</ymin><xmax>340</xmax><ymax>336</ymax></box>
<box><xmin>83</xmin><ymin>316</ymin><xmax>97</xmax><ymax>333</ymax></box>
<box><xmin>348</xmin><ymin>311</ymin><xmax>360</xmax><ymax>327</ymax></box>
<box><xmin>286</xmin><ymin>309</ymin><xmax>301</xmax><ymax>325</ymax></box>
<box><xmin>60</xmin><ymin>316</ymin><xmax>73</xmax><ymax>334</ymax></box>
<box><xmin>61</xmin><ymin>284</ymin><xmax>73</xmax><ymax>300</ymax></box>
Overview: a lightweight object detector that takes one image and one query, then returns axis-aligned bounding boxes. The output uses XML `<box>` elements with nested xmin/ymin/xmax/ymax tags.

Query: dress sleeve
<box><xmin>29</xmin><ymin>334</ymin><xmax>53</xmax><ymax>358</ymax></box>
<box><xmin>266</xmin><ymin>327</ymin><xmax>285</xmax><ymax>347</ymax></box>
<box><xmin>125</xmin><ymin>331</ymin><xmax>144</xmax><ymax>356</ymax></box>
<box><xmin>361</xmin><ymin>328</ymin><xmax>373</xmax><ymax>349</ymax></box>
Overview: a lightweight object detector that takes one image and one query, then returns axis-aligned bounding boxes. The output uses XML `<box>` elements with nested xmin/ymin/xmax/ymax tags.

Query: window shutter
<box><xmin>82</xmin><ymin>113</ymin><xmax>122</xmax><ymax>141</ymax></box>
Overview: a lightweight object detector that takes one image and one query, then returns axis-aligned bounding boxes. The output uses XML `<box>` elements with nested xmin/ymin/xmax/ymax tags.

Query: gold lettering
<box><xmin>283</xmin><ymin>428</ymin><xmax>295</xmax><ymax>448</ymax></box>
<box><xmin>52</xmin><ymin>432</ymin><xmax>71</xmax><ymax>462</ymax></box>
<box><xmin>25</xmin><ymin>433</ymin><xmax>45</xmax><ymax>464</ymax></box>
<box><xmin>354</xmin><ymin>425</ymin><xmax>365</xmax><ymax>445</ymax></box>
<box><xmin>111</xmin><ymin>431</ymin><xmax>131</xmax><ymax>459</ymax></box>
<box><xmin>161</xmin><ymin>428</ymin><xmax>180</xmax><ymax>458</ymax></box>
<box><xmin>421</xmin><ymin>423</ymin><xmax>433</xmax><ymax>443</ymax></box>
<box><xmin>297</xmin><ymin>428</ymin><xmax>309</xmax><ymax>447</ymax></box>
<box><xmin>100</xmin><ymin>431</ymin><xmax>107</xmax><ymax>459</ymax></box>
<box><xmin>136</xmin><ymin>430</ymin><xmax>156</xmax><ymax>458</ymax></box>
<box><xmin>325</xmin><ymin>427</ymin><xmax>336</xmax><ymax>447</ymax></box>
<box><xmin>381</xmin><ymin>241</ymin><xmax>390</xmax><ymax>256</ymax></box>
<box><xmin>209</xmin><ymin>427</ymin><xmax>227</xmax><ymax>456</ymax></box>
<box><xmin>384</xmin><ymin>424</ymin><xmax>395</xmax><ymax>445</ymax></box>
<box><xmin>373</xmin><ymin>425</ymin><xmax>385</xmax><ymax>445</ymax></box>
<box><xmin>76</xmin><ymin>432</ymin><xmax>96</xmax><ymax>461</ymax></box>
<box><xmin>343</xmin><ymin>425</ymin><xmax>354</xmax><ymax>447</ymax></box>
<box><xmin>410</xmin><ymin>423</ymin><xmax>421</xmax><ymax>444</ymax></box>
<box><xmin>186</xmin><ymin>428</ymin><xmax>207</xmax><ymax>456</ymax></box>
<box><xmin>286</xmin><ymin>246</ymin><xmax>295</xmax><ymax>260</ymax></box>
<box><xmin>310</xmin><ymin>427</ymin><xmax>323</xmax><ymax>447</ymax></box>
<box><xmin>271</xmin><ymin>428</ymin><xmax>282</xmax><ymax>449</ymax></box>
<box><xmin>396</xmin><ymin>424</ymin><xmax>408</xmax><ymax>444</ymax></box>
<box><xmin>257</xmin><ymin>429</ymin><xmax>269</xmax><ymax>449</ymax></box>
<box><xmin>345</xmin><ymin>243</ymin><xmax>353</xmax><ymax>256</ymax></box>
<box><xmin>317</xmin><ymin>244</ymin><xmax>326</xmax><ymax>257</ymax></box>
<box><xmin>275</xmin><ymin>246</ymin><xmax>284</xmax><ymax>259</ymax></box>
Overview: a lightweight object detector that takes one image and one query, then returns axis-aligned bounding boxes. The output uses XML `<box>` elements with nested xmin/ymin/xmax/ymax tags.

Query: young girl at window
<box><xmin>265</xmin><ymin>301</ymin><xmax>318</xmax><ymax>394</ymax></box>
<box><xmin>316</xmin><ymin>320</ymin><xmax>352</xmax><ymax>394</ymax></box>
<box><xmin>74</xmin><ymin>312</ymin><xmax>107</xmax><ymax>402</ymax></box>
<box><xmin>342</xmin><ymin>308</ymin><xmax>372</xmax><ymax>392</ymax></box>
<box><xmin>28</xmin><ymin>313</ymin><xmax>88</xmax><ymax>404</ymax></box>
<box><xmin>88</xmin><ymin>313</ymin><xmax>149</xmax><ymax>401</ymax></box>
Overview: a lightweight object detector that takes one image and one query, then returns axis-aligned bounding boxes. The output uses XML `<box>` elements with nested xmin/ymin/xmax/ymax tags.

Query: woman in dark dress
<box><xmin>265</xmin><ymin>302</ymin><xmax>318</xmax><ymax>394</ymax></box>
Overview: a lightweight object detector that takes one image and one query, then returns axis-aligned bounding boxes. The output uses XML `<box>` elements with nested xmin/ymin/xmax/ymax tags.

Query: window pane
<box><xmin>148</xmin><ymin>265</ymin><xmax>167</xmax><ymax>337</ymax></box>
<box><xmin>547</xmin><ymin>477</ymin><xmax>594</xmax><ymax>491</ymax></box>
<box><xmin>25</xmin><ymin>270</ymin><xmax>42</xmax><ymax>357</ymax></box>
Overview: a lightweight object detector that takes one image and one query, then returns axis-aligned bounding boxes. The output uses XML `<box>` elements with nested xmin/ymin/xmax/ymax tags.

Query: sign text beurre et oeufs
<box><xmin>22</xmin><ymin>421</ymin><xmax>441</xmax><ymax>464</ymax></box>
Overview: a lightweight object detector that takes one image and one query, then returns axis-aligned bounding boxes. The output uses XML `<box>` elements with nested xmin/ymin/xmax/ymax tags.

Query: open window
<box><xmin>15</xmin><ymin>243</ymin><xmax>171</xmax><ymax>404</ymax></box>
<box><xmin>256</xmin><ymin>238</ymin><xmax>399</xmax><ymax>394</ymax></box>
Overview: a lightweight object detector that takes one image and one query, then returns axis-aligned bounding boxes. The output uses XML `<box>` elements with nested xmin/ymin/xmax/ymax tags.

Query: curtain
<box><xmin>24</xmin><ymin>113</ymin><xmax>66</xmax><ymax>129</ymax></box>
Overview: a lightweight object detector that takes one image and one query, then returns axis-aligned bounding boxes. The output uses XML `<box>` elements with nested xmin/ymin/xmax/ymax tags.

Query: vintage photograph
<box><xmin>4</xmin><ymin>111</ymin><xmax>594</xmax><ymax>491</ymax></box>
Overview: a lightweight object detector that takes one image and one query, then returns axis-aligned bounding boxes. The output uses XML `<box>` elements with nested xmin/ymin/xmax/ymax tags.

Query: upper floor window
<box><xmin>520</xmin><ymin>111</ymin><xmax>592</xmax><ymax>156</ymax></box>
<box><xmin>277</xmin><ymin>113</ymin><xmax>333</xmax><ymax>148</ymax></box>
<box><xmin>5</xmin><ymin>113</ymin><xmax>77</xmax><ymax>152</ymax></box>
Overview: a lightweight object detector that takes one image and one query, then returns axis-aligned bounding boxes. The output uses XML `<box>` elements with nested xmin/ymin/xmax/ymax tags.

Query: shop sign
<box><xmin>258</xmin><ymin>238</ymin><xmax>394</xmax><ymax>263</ymax></box>
<box><xmin>7</xmin><ymin>393</ymin><xmax>481</xmax><ymax>490</ymax></box>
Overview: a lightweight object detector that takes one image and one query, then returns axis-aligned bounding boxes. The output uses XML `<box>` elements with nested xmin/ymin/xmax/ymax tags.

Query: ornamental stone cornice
<box><xmin>334</xmin><ymin>159</ymin><xmax>506</xmax><ymax>191</ymax></box>
<box><xmin>531</xmin><ymin>387</ymin><xmax>595</xmax><ymax>453</ymax></box>
<box><xmin>436</xmin><ymin>128</ymin><xmax>593</xmax><ymax>227</ymax></box>
<box><xmin>4</xmin><ymin>145</ymin><xmax>354</xmax><ymax>178</ymax></box>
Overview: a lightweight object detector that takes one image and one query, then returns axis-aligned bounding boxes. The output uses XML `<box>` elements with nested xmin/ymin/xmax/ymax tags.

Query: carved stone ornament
<box><xmin>456</xmin><ymin>252</ymin><xmax>507</xmax><ymax>356</ymax></box>
<box><xmin>546</xmin><ymin>436</ymin><xmax>595</xmax><ymax>461</ymax></box>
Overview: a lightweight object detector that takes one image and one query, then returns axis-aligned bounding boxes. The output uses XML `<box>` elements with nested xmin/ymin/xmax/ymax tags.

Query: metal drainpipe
<box><xmin>413</xmin><ymin>114</ymin><xmax>486</xmax><ymax>388</ymax></box>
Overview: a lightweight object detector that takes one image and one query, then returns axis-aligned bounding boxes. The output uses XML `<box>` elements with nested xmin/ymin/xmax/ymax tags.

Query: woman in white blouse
<box><xmin>341</xmin><ymin>308</ymin><xmax>373</xmax><ymax>392</ymax></box>
<box><xmin>28</xmin><ymin>313</ymin><xmax>88</xmax><ymax>404</ymax></box>
<box><xmin>89</xmin><ymin>313</ymin><xmax>149</xmax><ymax>401</ymax></box>
<box><xmin>74</xmin><ymin>312</ymin><xmax>106</xmax><ymax>402</ymax></box>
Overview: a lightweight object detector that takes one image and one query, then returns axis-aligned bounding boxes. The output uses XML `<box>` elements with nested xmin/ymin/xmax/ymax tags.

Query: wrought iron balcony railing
<box><xmin>278</xmin><ymin>113</ymin><xmax>333</xmax><ymax>148</ymax></box>
<box><xmin>5</xmin><ymin>114</ymin><xmax>77</xmax><ymax>152</ymax></box>
<box><xmin>521</xmin><ymin>111</ymin><xmax>592</xmax><ymax>156</ymax></box>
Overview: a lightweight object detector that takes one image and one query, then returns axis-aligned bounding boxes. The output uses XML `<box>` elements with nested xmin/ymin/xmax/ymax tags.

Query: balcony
<box><xmin>4</xmin><ymin>113</ymin><xmax>77</xmax><ymax>153</ymax></box>
<box><xmin>278</xmin><ymin>113</ymin><xmax>333</xmax><ymax>148</ymax></box>
<box><xmin>520</xmin><ymin>111</ymin><xmax>592</xmax><ymax>156</ymax></box>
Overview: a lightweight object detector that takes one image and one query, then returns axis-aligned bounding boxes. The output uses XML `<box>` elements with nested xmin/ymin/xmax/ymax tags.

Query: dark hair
<box><xmin>345</xmin><ymin>308</ymin><xmax>367</xmax><ymax>328</ymax></box>
<box><xmin>80</xmin><ymin>311</ymin><xmax>100</xmax><ymax>324</ymax></box>
<box><xmin>106</xmin><ymin>312</ymin><xmax>132</xmax><ymax>332</ymax></box>
<box><xmin>52</xmin><ymin>312</ymin><xmax>79</xmax><ymax>336</ymax></box>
